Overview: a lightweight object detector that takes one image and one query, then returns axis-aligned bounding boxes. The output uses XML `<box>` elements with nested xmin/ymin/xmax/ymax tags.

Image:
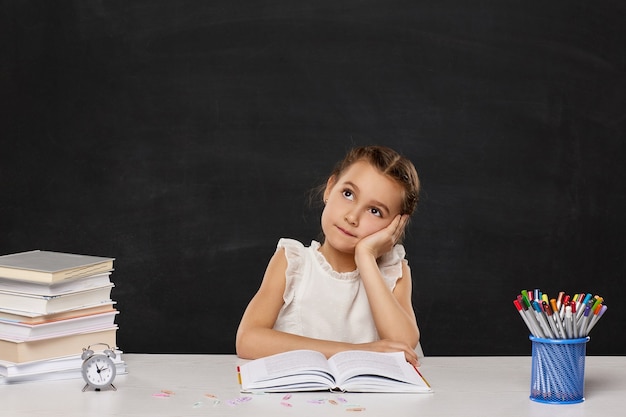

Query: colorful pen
<box><xmin>514</xmin><ymin>300</ymin><xmax>536</xmax><ymax>336</ymax></box>
<box><xmin>542</xmin><ymin>301</ymin><xmax>560</xmax><ymax>339</ymax></box>
<box><xmin>549</xmin><ymin>298</ymin><xmax>566</xmax><ymax>338</ymax></box>
<box><xmin>564</xmin><ymin>305</ymin><xmax>574</xmax><ymax>339</ymax></box>
<box><xmin>585</xmin><ymin>305</ymin><xmax>607</xmax><ymax>335</ymax></box>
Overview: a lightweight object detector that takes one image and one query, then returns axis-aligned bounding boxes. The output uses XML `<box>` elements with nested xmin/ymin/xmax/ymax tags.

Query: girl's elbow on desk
<box><xmin>235</xmin><ymin>326</ymin><xmax>256</xmax><ymax>359</ymax></box>
<box><xmin>235</xmin><ymin>327</ymin><xmax>281</xmax><ymax>359</ymax></box>
<box><xmin>235</xmin><ymin>333</ymin><xmax>257</xmax><ymax>359</ymax></box>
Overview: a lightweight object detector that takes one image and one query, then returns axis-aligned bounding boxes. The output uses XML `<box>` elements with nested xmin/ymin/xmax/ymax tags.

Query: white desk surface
<box><xmin>1</xmin><ymin>354</ymin><xmax>624</xmax><ymax>417</ymax></box>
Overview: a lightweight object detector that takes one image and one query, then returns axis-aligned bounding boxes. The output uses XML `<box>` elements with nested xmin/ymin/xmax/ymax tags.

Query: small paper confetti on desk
<box><xmin>227</xmin><ymin>396</ymin><xmax>252</xmax><ymax>406</ymax></box>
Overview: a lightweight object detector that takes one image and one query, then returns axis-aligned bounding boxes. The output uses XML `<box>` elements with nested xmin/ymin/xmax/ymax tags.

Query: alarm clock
<box><xmin>81</xmin><ymin>343</ymin><xmax>117</xmax><ymax>391</ymax></box>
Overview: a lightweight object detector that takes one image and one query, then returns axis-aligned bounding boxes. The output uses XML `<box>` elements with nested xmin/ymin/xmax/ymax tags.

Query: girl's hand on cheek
<box><xmin>355</xmin><ymin>214</ymin><xmax>408</xmax><ymax>259</ymax></box>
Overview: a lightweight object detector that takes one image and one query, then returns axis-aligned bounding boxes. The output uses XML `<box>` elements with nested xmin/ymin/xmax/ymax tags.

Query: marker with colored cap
<box><xmin>559</xmin><ymin>294</ymin><xmax>571</xmax><ymax>320</ymax></box>
<box><xmin>549</xmin><ymin>298</ymin><xmax>566</xmax><ymax>338</ymax></box>
<box><xmin>556</xmin><ymin>291</ymin><xmax>565</xmax><ymax>311</ymax></box>
<box><xmin>513</xmin><ymin>299</ymin><xmax>536</xmax><ymax>336</ymax></box>
<box><xmin>576</xmin><ymin>293</ymin><xmax>592</xmax><ymax>321</ymax></box>
<box><xmin>521</xmin><ymin>296</ymin><xmax>545</xmax><ymax>338</ymax></box>
<box><xmin>532</xmin><ymin>300</ymin><xmax>555</xmax><ymax>339</ymax></box>
<box><xmin>570</xmin><ymin>302</ymin><xmax>578</xmax><ymax>338</ymax></box>
<box><xmin>577</xmin><ymin>304</ymin><xmax>590</xmax><ymax>335</ymax></box>
<box><xmin>564</xmin><ymin>305</ymin><xmax>574</xmax><ymax>339</ymax></box>
<box><xmin>542</xmin><ymin>301</ymin><xmax>560</xmax><ymax>339</ymax></box>
<box><xmin>585</xmin><ymin>305</ymin><xmax>607</xmax><ymax>335</ymax></box>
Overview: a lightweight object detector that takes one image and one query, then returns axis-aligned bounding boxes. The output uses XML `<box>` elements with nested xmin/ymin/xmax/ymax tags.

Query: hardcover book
<box><xmin>0</xmin><ymin>327</ymin><xmax>118</xmax><ymax>363</ymax></box>
<box><xmin>238</xmin><ymin>349</ymin><xmax>432</xmax><ymax>393</ymax></box>
<box><xmin>0</xmin><ymin>284</ymin><xmax>114</xmax><ymax>315</ymax></box>
<box><xmin>0</xmin><ymin>310</ymin><xmax>118</xmax><ymax>341</ymax></box>
<box><xmin>0</xmin><ymin>251</ymin><xmax>114</xmax><ymax>284</ymax></box>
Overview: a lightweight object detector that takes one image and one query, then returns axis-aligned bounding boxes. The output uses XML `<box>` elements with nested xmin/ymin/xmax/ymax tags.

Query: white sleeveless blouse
<box><xmin>273</xmin><ymin>238</ymin><xmax>407</xmax><ymax>344</ymax></box>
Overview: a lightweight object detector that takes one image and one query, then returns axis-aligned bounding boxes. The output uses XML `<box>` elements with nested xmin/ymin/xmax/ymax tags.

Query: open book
<box><xmin>238</xmin><ymin>349</ymin><xmax>432</xmax><ymax>393</ymax></box>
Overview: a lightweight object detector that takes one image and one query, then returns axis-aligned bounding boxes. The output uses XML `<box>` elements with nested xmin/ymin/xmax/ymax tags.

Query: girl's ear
<box><xmin>323</xmin><ymin>175</ymin><xmax>337</xmax><ymax>202</ymax></box>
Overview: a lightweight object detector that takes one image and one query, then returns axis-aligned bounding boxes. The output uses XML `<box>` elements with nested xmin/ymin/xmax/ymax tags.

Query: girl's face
<box><xmin>321</xmin><ymin>160</ymin><xmax>404</xmax><ymax>254</ymax></box>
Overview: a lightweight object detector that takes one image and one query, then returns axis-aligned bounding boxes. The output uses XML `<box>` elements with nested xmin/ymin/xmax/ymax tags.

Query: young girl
<box><xmin>236</xmin><ymin>145</ymin><xmax>421</xmax><ymax>365</ymax></box>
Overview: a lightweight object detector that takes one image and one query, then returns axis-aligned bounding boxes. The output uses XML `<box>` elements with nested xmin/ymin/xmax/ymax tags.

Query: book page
<box><xmin>239</xmin><ymin>349</ymin><xmax>334</xmax><ymax>389</ymax></box>
<box><xmin>329</xmin><ymin>350</ymin><xmax>402</xmax><ymax>377</ymax></box>
<box><xmin>329</xmin><ymin>350</ymin><xmax>427</xmax><ymax>388</ymax></box>
<box><xmin>263</xmin><ymin>349</ymin><xmax>331</xmax><ymax>377</ymax></box>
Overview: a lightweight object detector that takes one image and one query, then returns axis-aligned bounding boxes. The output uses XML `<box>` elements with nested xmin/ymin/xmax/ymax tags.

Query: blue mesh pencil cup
<box><xmin>529</xmin><ymin>336</ymin><xmax>589</xmax><ymax>404</ymax></box>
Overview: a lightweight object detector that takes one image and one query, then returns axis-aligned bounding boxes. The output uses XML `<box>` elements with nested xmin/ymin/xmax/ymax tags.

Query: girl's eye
<box><xmin>342</xmin><ymin>189</ymin><xmax>354</xmax><ymax>200</ymax></box>
<box><xmin>369</xmin><ymin>208</ymin><xmax>382</xmax><ymax>217</ymax></box>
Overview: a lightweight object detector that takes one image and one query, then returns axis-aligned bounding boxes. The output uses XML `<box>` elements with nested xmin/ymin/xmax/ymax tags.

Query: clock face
<box><xmin>82</xmin><ymin>354</ymin><xmax>116</xmax><ymax>388</ymax></box>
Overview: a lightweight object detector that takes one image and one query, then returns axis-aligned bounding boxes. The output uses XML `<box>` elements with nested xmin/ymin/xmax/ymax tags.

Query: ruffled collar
<box><xmin>309</xmin><ymin>240</ymin><xmax>406</xmax><ymax>282</ymax></box>
<box><xmin>310</xmin><ymin>240</ymin><xmax>360</xmax><ymax>281</ymax></box>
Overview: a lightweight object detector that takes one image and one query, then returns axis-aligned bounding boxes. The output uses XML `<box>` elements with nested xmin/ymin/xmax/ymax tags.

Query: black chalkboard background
<box><xmin>2</xmin><ymin>1</ymin><xmax>624</xmax><ymax>356</ymax></box>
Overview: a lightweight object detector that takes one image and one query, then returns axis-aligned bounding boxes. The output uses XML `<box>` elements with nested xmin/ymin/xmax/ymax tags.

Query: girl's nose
<box><xmin>344</xmin><ymin>212</ymin><xmax>358</xmax><ymax>226</ymax></box>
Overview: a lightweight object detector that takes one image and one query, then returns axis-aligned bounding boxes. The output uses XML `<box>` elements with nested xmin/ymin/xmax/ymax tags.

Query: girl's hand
<box><xmin>355</xmin><ymin>214</ymin><xmax>409</xmax><ymax>259</ymax></box>
<box><xmin>355</xmin><ymin>339</ymin><xmax>420</xmax><ymax>366</ymax></box>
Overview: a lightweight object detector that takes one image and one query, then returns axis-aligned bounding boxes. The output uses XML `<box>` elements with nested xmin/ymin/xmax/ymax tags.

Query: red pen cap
<box><xmin>562</xmin><ymin>295</ymin><xmax>571</xmax><ymax>306</ymax></box>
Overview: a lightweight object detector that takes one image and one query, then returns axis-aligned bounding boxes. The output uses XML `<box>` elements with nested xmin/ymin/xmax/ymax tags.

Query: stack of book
<box><xmin>0</xmin><ymin>250</ymin><xmax>126</xmax><ymax>384</ymax></box>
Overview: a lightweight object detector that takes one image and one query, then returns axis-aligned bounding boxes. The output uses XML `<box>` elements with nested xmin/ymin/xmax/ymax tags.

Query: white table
<box><xmin>1</xmin><ymin>355</ymin><xmax>624</xmax><ymax>416</ymax></box>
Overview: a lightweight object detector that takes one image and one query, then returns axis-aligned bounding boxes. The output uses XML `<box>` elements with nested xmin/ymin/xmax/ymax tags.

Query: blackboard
<box><xmin>2</xmin><ymin>0</ymin><xmax>624</xmax><ymax>356</ymax></box>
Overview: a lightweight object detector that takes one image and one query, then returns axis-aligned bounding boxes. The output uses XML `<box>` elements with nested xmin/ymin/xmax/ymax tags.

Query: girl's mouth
<box><xmin>337</xmin><ymin>226</ymin><xmax>356</xmax><ymax>238</ymax></box>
